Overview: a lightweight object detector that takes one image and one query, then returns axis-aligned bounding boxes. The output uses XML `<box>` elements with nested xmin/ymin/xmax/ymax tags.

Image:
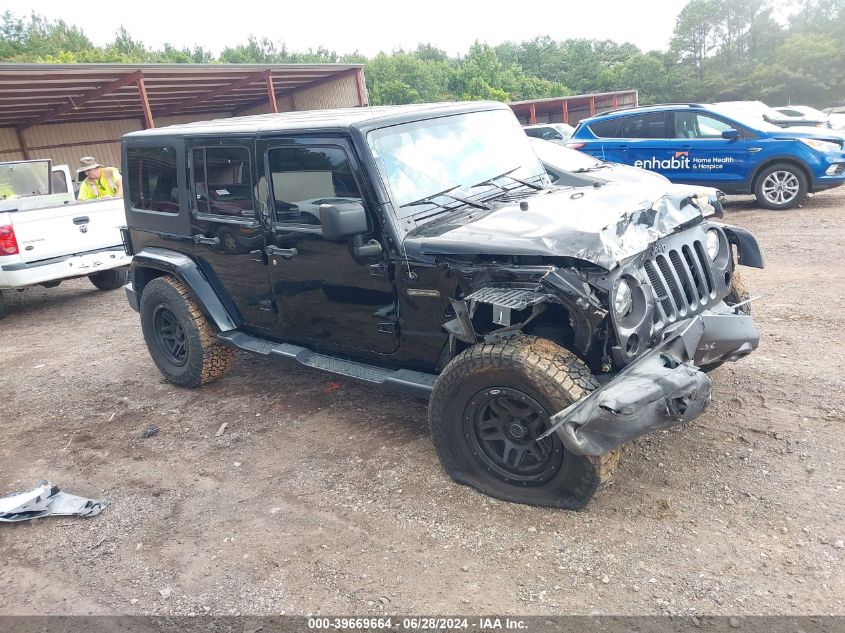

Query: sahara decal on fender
<box><xmin>406</xmin><ymin>288</ymin><xmax>441</xmax><ymax>297</ymax></box>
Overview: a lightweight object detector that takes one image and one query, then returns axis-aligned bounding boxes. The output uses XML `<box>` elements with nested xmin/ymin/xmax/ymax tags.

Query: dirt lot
<box><xmin>1</xmin><ymin>189</ymin><xmax>843</xmax><ymax>617</ymax></box>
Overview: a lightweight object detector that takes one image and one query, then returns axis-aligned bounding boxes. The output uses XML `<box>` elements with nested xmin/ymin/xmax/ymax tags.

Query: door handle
<box><xmin>266</xmin><ymin>245</ymin><xmax>298</xmax><ymax>259</ymax></box>
<box><xmin>193</xmin><ymin>235</ymin><xmax>220</xmax><ymax>245</ymax></box>
<box><xmin>617</xmin><ymin>145</ymin><xmax>628</xmax><ymax>151</ymax></box>
<box><xmin>73</xmin><ymin>216</ymin><xmax>90</xmax><ymax>225</ymax></box>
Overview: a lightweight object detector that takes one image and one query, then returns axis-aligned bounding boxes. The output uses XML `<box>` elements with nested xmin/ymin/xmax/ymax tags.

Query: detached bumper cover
<box><xmin>545</xmin><ymin>311</ymin><xmax>758</xmax><ymax>456</ymax></box>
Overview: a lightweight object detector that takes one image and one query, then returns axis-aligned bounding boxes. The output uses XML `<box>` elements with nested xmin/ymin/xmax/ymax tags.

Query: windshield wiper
<box><xmin>401</xmin><ymin>185</ymin><xmax>463</xmax><ymax>208</ymax></box>
<box><xmin>470</xmin><ymin>167</ymin><xmax>545</xmax><ymax>192</ymax></box>
<box><xmin>401</xmin><ymin>185</ymin><xmax>490</xmax><ymax>211</ymax></box>
<box><xmin>571</xmin><ymin>165</ymin><xmax>609</xmax><ymax>173</ymax></box>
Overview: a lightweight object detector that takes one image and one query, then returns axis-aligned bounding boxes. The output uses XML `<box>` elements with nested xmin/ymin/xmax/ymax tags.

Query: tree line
<box><xmin>1</xmin><ymin>0</ymin><xmax>843</xmax><ymax>108</ymax></box>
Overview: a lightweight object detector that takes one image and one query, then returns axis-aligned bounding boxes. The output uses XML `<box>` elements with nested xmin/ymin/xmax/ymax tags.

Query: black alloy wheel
<box><xmin>153</xmin><ymin>305</ymin><xmax>188</xmax><ymax>366</ymax></box>
<box><xmin>464</xmin><ymin>387</ymin><xmax>564</xmax><ymax>485</ymax></box>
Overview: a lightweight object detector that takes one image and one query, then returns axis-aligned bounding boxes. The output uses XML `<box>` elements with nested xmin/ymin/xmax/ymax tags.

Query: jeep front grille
<box><xmin>643</xmin><ymin>238</ymin><xmax>715</xmax><ymax>328</ymax></box>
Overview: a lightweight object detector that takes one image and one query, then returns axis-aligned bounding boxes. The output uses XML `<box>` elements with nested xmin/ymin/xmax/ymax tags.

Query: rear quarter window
<box><xmin>587</xmin><ymin>118</ymin><xmax>622</xmax><ymax>138</ymax></box>
<box><xmin>127</xmin><ymin>146</ymin><xmax>179</xmax><ymax>214</ymax></box>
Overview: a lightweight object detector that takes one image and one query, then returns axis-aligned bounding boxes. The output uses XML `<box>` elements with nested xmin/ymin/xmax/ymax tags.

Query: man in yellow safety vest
<box><xmin>77</xmin><ymin>156</ymin><xmax>123</xmax><ymax>201</ymax></box>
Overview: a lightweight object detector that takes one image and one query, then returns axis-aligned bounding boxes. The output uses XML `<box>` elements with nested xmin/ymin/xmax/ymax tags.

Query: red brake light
<box><xmin>566</xmin><ymin>142</ymin><xmax>585</xmax><ymax>149</ymax></box>
<box><xmin>0</xmin><ymin>225</ymin><xmax>19</xmax><ymax>255</ymax></box>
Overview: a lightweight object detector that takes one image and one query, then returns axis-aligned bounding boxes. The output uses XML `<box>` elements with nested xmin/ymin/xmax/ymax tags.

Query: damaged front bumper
<box><xmin>542</xmin><ymin>308</ymin><xmax>759</xmax><ymax>456</ymax></box>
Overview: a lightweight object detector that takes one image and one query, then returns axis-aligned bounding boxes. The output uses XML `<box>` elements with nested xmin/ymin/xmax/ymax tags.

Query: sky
<box><xmin>1</xmin><ymin>0</ymin><xmax>691</xmax><ymax>56</ymax></box>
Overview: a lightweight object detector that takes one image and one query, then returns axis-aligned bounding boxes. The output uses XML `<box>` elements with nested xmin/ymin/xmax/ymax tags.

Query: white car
<box><xmin>0</xmin><ymin>159</ymin><xmax>131</xmax><ymax>318</ymax></box>
<box><xmin>772</xmin><ymin>105</ymin><xmax>831</xmax><ymax>128</ymax></box>
<box><xmin>523</xmin><ymin>123</ymin><xmax>576</xmax><ymax>144</ymax></box>
<box><xmin>528</xmin><ymin>137</ymin><xmax>670</xmax><ymax>186</ymax></box>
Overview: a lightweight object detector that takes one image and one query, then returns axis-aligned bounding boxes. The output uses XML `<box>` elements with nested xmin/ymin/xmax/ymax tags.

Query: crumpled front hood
<box><xmin>402</xmin><ymin>182</ymin><xmax>717</xmax><ymax>270</ymax></box>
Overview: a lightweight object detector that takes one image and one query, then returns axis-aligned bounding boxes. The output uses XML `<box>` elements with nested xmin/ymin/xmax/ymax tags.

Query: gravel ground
<box><xmin>0</xmin><ymin>189</ymin><xmax>843</xmax><ymax>617</ymax></box>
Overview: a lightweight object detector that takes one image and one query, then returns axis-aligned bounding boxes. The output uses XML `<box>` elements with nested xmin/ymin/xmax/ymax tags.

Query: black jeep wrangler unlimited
<box><xmin>122</xmin><ymin>101</ymin><xmax>764</xmax><ymax>509</ymax></box>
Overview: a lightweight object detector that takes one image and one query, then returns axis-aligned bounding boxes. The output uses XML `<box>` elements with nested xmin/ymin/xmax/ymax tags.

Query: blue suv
<box><xmin>568</xmin><ymin>104</ymin><xmax>845</xmax><ymax>209</ymax></box>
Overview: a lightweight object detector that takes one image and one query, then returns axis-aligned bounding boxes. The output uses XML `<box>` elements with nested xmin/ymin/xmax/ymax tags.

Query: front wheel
<box><xmin>89</xmin><ymin>267</ymin><xmax>129</xmax><ymax>291</ymax></box>
<box><xmin>428</xmin><ymin>336</ymin><xmax>619</xmax><ymax>510</ymax></box>
<box><xmin>754</xmin><ymin>163</ymin><xmax>807</xmax><ymax>210</ymax></box>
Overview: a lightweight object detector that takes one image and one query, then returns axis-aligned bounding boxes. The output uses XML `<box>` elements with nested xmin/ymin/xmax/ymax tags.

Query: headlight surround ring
<box><xmin>706</xmin><ymin>228</ymin><xmax>721</xmax><ymax>260</ymax></box>
<box><xmin>614</xmin><ymin>278</ymin><xmax>633</xmax><ymax>318</ymax></box>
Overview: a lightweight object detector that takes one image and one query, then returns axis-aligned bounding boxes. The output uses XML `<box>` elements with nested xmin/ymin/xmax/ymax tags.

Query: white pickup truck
<box><xmin>0</xmin><ymin>159</ymin><xmax>131</xmax><ymax>319</ymax></box>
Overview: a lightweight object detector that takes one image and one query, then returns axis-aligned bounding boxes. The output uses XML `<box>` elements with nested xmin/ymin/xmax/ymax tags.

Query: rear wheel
<box><xmin>0</xmin><ymin>290</ymin><xmax>5</xmax><ymax>320</ymax></box>
<box><xmin>140</xmin><ymin>276</ymin><xmax>234</xmax><ymax>387</ymax></box>
<box><xmin>89</xmin><ymin>267</ymin><xmax>129</xmax><ymax>291</ymax></box>
<box><xmin>428</xmin><ymin>335</ymin><xmax>619</xmax><ymax>510</ymax></box>
<box><xmin>754</xmin><ymin>163</ymin><xmax>807</xmax><ymax>210</ymax></box>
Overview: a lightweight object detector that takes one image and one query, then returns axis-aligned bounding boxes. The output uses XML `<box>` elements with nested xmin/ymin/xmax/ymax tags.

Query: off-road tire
<box><xmin>726</xmin><ymin>268</ymin><xmax>751</xmax><ymax>315</ymax></box>
<box><xmin>89</xmin><ymin>267</ymin><xmax>129</xmax><ymax>291</ymax></box>
<box><xmin>139</xmin><ymin>276</ymin><xmax>234</xmax><ymax>387</ymax></box>
<box><xmin>428</xmin><ymin>335</ymin><xmax>619</xmax><ymax>510</ymax></box>
<box><xmin>754</xmin><ymin>162</ymin><xmax>808</xmax><ymax>210</ymax></box>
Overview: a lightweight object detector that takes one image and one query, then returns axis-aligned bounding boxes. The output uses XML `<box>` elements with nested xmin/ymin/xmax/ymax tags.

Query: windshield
<box><xmin>0</xmin><ymin>160</ymin><xmax>51</xmax><ymax>199</ymax></box>
<box><xmin>367</xmin><ymin>109</ymin><xmax>548</xmax><ymax>217</ymax></box>
<box><xmin>528</xmin><ymin>137</ymin><xmax>603</xmax><ymax>171</ymax></box>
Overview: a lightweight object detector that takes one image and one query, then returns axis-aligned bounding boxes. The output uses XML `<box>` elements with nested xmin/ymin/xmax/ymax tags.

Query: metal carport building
<box><xmin>0</xmin><ymin>63</ymin><xmax>368</xmax><ymax>171</ymax></box>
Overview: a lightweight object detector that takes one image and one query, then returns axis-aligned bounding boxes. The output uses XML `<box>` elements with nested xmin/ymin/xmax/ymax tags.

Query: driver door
<box><xmin>670</xmin><ymin>111</ymin><xmax>751</xmax><ymax>188</ymax></box>
<box><xmin>260</xmin><ymin>136</ymin><xmax>399</xmax><ymax>356</ymax></box>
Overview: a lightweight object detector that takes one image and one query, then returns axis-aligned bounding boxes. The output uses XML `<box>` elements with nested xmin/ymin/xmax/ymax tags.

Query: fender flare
<box><xmin>720</xmin><ymin>225</ymin><xmax>765</xmax><ymax>269</ymax></box>
<box><xmin>130</xmin><ymin>248</ymin><xmax>237</xmax><ymax>332</ymax></box>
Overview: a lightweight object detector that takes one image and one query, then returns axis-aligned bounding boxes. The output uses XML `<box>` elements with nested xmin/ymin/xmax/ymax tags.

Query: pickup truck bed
<box><xmin>1</xmin><ymin>196</ymin><xmax>129</xmax><ymax>286</ymax></box>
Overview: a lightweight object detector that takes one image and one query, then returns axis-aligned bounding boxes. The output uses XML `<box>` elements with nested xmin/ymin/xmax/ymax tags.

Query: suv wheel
<box><xmin>140</xmin><ymin>276</ymin><xmax>234</xmax><ymax>387</ymax></box>
<box><xmin>428</xmin><ymin>335</ymin><xmax>619</xmax><ymax>509</ymax></box>
<box><xmin>89</xmin><ymin>268</ymin><xmax>129</xmax><ymax>291</ymax></box>
<box><xmin>754</xmin><ymin>163</ymin><xmax>807</xmax><ymax>210</ymax></box>
<box><xmin>0</xmin><ymin>290</ymin><xmax>5</xmax><ymax>320</ymax></box>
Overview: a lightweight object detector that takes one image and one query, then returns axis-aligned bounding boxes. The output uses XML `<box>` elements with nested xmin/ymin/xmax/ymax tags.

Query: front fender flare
<box><xmin>720</xmin><ymin>225</ymin><xmax>765</xmax><ymax>269</ymax></box>
<box><xmin>130</xmin><ymin>248</ymin><xmax>237</xmax><ymax>332</ymax></box>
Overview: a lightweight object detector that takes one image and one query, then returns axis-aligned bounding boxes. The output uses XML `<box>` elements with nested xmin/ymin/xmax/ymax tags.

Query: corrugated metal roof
<box><xmin>0</xmin><ymin>63</ymin><xmax>364</xmax><ymax>129</ymax></box>
<box><xmin>509</xmin><ymin>90</ymin><xmax>638</xmax><ymax>106</ymax></box>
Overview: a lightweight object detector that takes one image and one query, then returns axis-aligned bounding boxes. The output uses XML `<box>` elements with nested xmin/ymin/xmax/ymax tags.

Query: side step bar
<box><xmin>217</xmin><ymin>330</ymin><xmax>436</xmax><ymax>400</ymax></box>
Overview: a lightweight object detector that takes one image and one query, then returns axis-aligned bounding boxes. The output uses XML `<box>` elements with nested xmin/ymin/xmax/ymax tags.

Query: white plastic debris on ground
<box><xmin>0</xmin><ymin>480</ymin><xmax>108</xmax><ymax>523</ymax></box>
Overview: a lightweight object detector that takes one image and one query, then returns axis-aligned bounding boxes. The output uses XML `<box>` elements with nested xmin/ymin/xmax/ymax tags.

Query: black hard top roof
<box><xmin>124</xmin><ymin>101</ymin><xmax>510</xmax><ymax>139</ymax></box>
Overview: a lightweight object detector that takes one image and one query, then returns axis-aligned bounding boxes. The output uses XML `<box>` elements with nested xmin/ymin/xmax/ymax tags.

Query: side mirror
<box><xmin>319</xmin><ymin>201</ymin><xmax>369</xmax><ymax>240</ymax></box>
<box><xmin>722</xmin><ymin>129</ymin><xmax>740</xmax><ymax>140</ymax></box>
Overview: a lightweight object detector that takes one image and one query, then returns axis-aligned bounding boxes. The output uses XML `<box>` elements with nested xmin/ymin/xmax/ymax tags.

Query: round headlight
<box><xmin>706</xmin><ymin>229</ymin><xmax>720</xmax><ymax>259</ymax></box>
<box><xmin>614</xmin><ymin>279</ymin><xmax>633</xmax><ymax>317</ymax></box>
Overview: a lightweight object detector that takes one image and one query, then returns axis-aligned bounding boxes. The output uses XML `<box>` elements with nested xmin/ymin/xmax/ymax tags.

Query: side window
<box><xmin>267</xmin><ymin>145</ymin><xmax>362</xmax><ymax>229</ymax></box>
<box><xmin>675</xmin><ymin>112</ymin><xmax>734</xmax><ymax>139</ymax></box>
<box><xmin>526</xmin><ymin>127</ymin><xmax>562</xmax><ymax>140</ymax></box>
<box><xmin>51</xmin><ymin>170</ymin><xmax>68</xmax><ymax>194</ymax></box>
<box><xmin>191</xmin><ymin>146</ymin><xmax>253</xmax><ymax>220</ymax></box>
<box><xmin>588</xmin><ymin>118</ymin><xmax>621</xmax><ymax>138</ymax></box>
<box><xmin>619</xmin><ymin>113</ymin><xmax>668</xmax><ymax>139</ymax></box>
<box><xmin>127</xmin><ymin>146</ymin><xmax>178</xmax><ymax>213</ymax></box>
